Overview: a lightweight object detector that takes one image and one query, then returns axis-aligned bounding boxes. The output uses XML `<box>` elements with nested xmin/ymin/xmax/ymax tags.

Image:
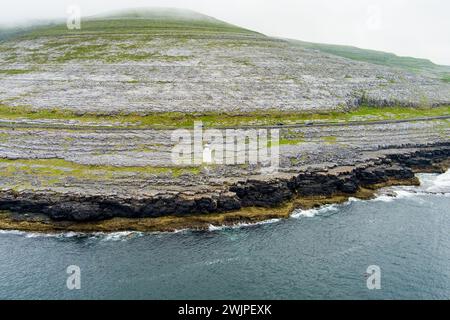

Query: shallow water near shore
<box><xmin>0</xmin><ymin>171</ymin><xmax>449</xmax><ymax>300</ymax></box>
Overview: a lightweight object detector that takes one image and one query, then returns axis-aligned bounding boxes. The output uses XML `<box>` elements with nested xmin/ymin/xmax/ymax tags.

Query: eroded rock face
<box><xmin>0</xmin><ymin>145</ymin><xmax>448</xmax><ymax>221</ymax></box>
<box><xmin>0</xmin><ymin>114</ymin><xmax>448</xmax><ymax>222</ymax></box>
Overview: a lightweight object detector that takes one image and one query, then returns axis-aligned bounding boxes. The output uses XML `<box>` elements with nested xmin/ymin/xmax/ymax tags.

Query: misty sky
<box><xmin>2</xmin><ymin>0</ymin><xmax>449</xmax><ymax>65</ymax></box>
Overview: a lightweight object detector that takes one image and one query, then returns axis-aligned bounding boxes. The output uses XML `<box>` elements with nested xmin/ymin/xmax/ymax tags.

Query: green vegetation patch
<box><xmin>321</xmin><ymin>136</ymin><xmax>337</xmax><ymax>144</ymax></box>
<box><xmin>269</xmin><ymin>138</ymin><xmax>304</xmax><ymax>148</ymax></box>
<box><xmin>0</xmin><ymin>104</ymin><xmax>449</xmax><ymax>129</ymax></box>
<box><xmin>0</xmin><ymin>69</ymin><xmax>34</xmax><ymax>75</ymax></box>
<box><xmin>0</xmin><ymin>158</ymin><xmax>201</xmax><ymax>182</ymax></box>
<box><xmin>26</xmin><ymin>40</ymin><xmax>193</xmax><ymax>63</ymax></box>
<box><xmin>55</xmin><ymin>44</ymin><xmax>109</xmax><ymax>62</ymax></box>
<box><xmin>290</xmin><ymin>40</ymin><xmax>446</xmax><ymax>74</ymax></box>
<box><xmin>442</xmin><ymin>74</ymin><xmax>450</xmax><ymax>83</ymax></box>
<box><xmin>346</xmin><ymin>105</ymin><xmax>450</xmax><ymax>121</ymax></box>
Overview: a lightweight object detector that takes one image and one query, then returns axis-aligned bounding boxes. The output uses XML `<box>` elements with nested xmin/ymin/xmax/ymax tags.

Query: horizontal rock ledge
<box><xmin>0</xmin><ymin>145</ymin><xmax>449</xmax><ymax>222</ymax></box>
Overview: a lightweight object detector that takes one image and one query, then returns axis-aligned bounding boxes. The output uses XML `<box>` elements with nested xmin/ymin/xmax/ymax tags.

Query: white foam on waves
<box><xmin>208</xmin><ymin>218</ymin><xmax>281</xmax><ymax>231</ymax></box>
<box><xmin>290</xmin><ymin>170</ymin><xmax>450</xmax><ymax>217</ymax></box>
<box><xmin>291</xmin><ymin>204</ymin><xmax>339</xmax><ymax>218</ymax></box>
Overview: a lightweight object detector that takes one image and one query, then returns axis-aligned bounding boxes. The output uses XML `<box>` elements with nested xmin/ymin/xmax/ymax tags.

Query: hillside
<box><xmin>0</xmin><ymin>8</ymin><xmax>449</xmax><ymax>120</ymax></box>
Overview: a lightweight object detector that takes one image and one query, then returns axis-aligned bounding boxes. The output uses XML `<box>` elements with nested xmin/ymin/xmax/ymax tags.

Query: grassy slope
<box><xmin>0</xmin><ymin>104</ymin><xmax>448</xmax><ymax>128</ymax></box>
<box><xmin>2</xmin><ymin>9</ymin><xmax>447</xmax><ymax>73</ymax></box>
<box><xmin>16</xmin><ymin>8</ymin><xmax>258</xmax><ymax>39</ymax></box>
<box><xmin>0</xmin><ymin>19</ymin><xmax>64</xmax><ymax>42</ymax></box>
<box><xmin>0</xmin><ymin>9</ymin><xmax>259</xmax><ymax>64</ymax></box>
<box><xmin>289</xmin><ymin>39</ymin><xmax>450</xmax><ymax>82</ymax></box>
<box><xmin>23</xmin><ymin>19</ymin><xmax>254</xmax><ymax>38</ymax></box>
<box><xmin>0</xmin><ymin>26</ymin><xmax>31</xmax><ymax>41</ymax></box>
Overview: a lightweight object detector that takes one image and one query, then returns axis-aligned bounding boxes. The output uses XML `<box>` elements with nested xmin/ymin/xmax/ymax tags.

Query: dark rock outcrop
<box><xmin>0</xmin><ymin>145</ymin><xmax>449</xmax><ymax>222</ymax></box>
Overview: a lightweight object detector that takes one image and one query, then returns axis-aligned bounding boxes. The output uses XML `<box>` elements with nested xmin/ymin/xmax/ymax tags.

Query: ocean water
<box><xmin>0</xmin><ymin>171</ymin><xmax>449</xmax><ymax>300</ymax></box>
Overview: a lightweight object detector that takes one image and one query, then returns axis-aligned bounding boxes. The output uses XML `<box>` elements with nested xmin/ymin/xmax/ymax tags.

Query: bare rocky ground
<box><xmin>0</xmin><ymin>118</ymin><xmax>448</xmax><ymax>222</ymax></box>
<box><xmin>0</xmin><ymin>10</ymin><xmax>449</xmax><ymax>225</ymax></box>
<box><xmin>1</xmin><ymin>26</ymin><xmax>450</xmax><ymax>113</ymax></box>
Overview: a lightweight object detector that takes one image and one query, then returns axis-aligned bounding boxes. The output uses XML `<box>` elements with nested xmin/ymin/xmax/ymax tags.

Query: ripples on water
<box><xmin>0</xmin><ymin>171</ymin><xmax>449</xmax><ymax>299</ymax></box>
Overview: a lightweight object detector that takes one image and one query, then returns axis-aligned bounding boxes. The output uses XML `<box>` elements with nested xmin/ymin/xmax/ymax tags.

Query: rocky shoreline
<box><xmin>0</xmin><ymin>143</ymin><xmax>448</xmax><ymax>232</ymax></box>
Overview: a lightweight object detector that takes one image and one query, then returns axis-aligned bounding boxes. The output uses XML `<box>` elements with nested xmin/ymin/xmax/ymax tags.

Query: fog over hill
<box><xmin>92</xmin><ymin>7</ymin><xmax>229</xmax><ymax>23</ymax></box>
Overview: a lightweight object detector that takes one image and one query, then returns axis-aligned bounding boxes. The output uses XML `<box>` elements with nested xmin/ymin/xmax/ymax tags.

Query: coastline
<box><xmin>0</xmin><ymin>145</ymin><xmax>448</xmax><ymax>233</ymax></box>
<box><xmin>0</xmin><ymin>180</ymin><xmax>418</xmax><ymax>233</ymax></box>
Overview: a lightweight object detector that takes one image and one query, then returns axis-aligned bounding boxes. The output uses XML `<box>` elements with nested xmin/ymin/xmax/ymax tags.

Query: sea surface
<box><xmin>0</xmin><ymin>171</ymin><xmax>449</xmax><ymax>300</ymax></box>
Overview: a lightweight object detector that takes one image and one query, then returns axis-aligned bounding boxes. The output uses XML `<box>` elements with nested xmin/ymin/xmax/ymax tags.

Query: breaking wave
<box><xmin>0</xmin><ymin>230</ymin><xmax>82</xmax><ymax>238</ymax></box>
<box><xmin>372</xmin><ymin>170</ymin><xmax>450</xmax><ymax>202</ymax></box>
<box><xmin>208</xmin><ymin>219</ymin><xmax>281</xmax><ymax>231</ymax></box>
<box><xmin>0</xmin><ymin>230</ymin><xmax>144</xmax><ymax>241</ymax></box>
<box><xmin>291</xmin><ymin>204</ymin><xmax>339</xmax><ymax>218</ymax></box>
<box><xmin>291</xmin><ymin>170</ymin><xmax>450</xmax><ymax>217</ymax></box>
